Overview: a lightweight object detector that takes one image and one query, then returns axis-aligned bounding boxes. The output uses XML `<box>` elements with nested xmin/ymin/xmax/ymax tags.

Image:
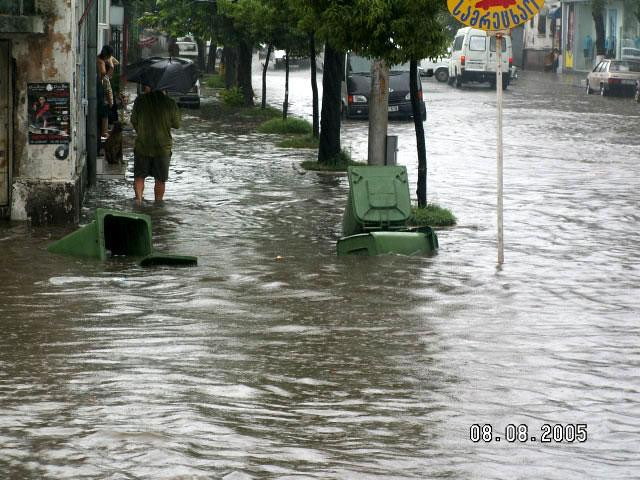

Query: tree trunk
<box><xmin>261</xmin><ymin>44</ymin><xmax>273</xmax><ymax>109</ymax></box>
<box><xmin>309</xmin><ymin>33</ymin><xmax>319</xmax><ymax>138</ymax></box>
<box><xmin>237</xmin><ymin>40</ymin><xmax>254</xmax><ymax>106</ymax></box>
<box><xmin>283</xmin><ymin>49</ymin><xmax>290</xmax><ymax>120</ymax></box>
<box><xmin>592</xmin><ymin>8</ymin><xmax>606</xmax><ymax>59</ymax></box>
<box><xmin>222</xmin><ymin>46</ymin><xmax>237</xmax><ymax>89</ymax></box>
<box><xmin>318</xmin><ymin>43</ymin><xmax>343</xmax><ymax>164</ymax></box>
<box><xmin>195</xmin><ymin>37</ymin><xmax>206</xmax><ymax>72</ymax></box>
<box><xmin>207</xmin><ymin>39</ymin><xmax>217</xmax><ymax>74</ymax></box>
<box><xmin>410</xmin><ymin>59</ymin><xmax>427</xmax><ymax>207</ymax></box>
<box><xmin>368</xmin><ymin>59</ymin><xmax>389</xmax><ymax>166</ymax></box>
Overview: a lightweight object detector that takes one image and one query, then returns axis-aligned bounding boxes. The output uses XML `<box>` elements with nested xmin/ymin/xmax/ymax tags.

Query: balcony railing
<box><xmin>0</xmin><ymin>0</ymin><xmax>37</xmax><ymax>15</ymax></box>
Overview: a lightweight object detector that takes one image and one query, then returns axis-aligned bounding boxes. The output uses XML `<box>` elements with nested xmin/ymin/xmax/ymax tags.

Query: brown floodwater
<box><xmin>1</xmin><ymin>68</ymin><xmax>639</xmax><ymax>479</ymax></box>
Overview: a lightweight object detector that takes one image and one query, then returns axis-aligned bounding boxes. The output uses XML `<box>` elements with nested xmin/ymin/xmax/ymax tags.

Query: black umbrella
<box><xmin>126</xmin><ymin>56</ymin><xmax>198</xmax><ymax>94</ymax></box>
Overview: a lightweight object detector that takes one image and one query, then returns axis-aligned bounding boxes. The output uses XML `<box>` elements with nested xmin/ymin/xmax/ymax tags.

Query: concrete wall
<box><xmin>1</xmin><ymin>0</ymin><xmax>88</xmax><ymax>224</ymax></box>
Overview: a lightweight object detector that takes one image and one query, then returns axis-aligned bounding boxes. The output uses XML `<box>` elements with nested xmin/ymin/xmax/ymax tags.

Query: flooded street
<box><xmin>1</xmin><ymin>66</ymin><xmax>639</xmax><ymax>478</ymax></box>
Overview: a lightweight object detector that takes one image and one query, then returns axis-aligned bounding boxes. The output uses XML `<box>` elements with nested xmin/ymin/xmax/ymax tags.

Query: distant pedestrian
<box><xmin>130</xmin><ymin>85</ymin><xmax>181</xmax><ymax>204</ymax></box>
<box><xmin>168</xmin><ymin>37</ymin><xmax>180</xmax><ymax>57</ymax></box>
<box><xmin>100</xmin><ymin>62</ymin><xmax>114</xmax><ymax>138</ymax></box>
<box><xmin>97</xmin><ymin>44</ymin><xmax>119</xmax><ymax>79</ymax></box>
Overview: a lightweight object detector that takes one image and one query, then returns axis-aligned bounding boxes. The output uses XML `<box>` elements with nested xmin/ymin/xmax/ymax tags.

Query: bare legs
<box><xmin>154</xmin><ymin>181</ymin><xmax>165</xmax><ymax>202</ymax></box>
<box><xmin>134</xmin><ymin>176</ymin><xmax>145</xmax><ymax>205</ymax></box>
<box><xmin>134</xmin><ymin>177</ymin><xmax>165</xmax><ymax>204</ymax></box>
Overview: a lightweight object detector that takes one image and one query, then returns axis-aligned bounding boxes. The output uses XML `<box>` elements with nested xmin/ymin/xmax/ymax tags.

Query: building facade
<box><xmin>522</xmin><ymin>2</ymin><xmax>562</xmax><ymax>70</ymax></box>
<box><xmin>561</xmin><ymin>0</ymin><xmax>640</xmax><ymax>72</ymax></box>
<box><xmin>0</xmin><ymin>0</ymin><xmax>116</xmax><ymax>224</ymax></box>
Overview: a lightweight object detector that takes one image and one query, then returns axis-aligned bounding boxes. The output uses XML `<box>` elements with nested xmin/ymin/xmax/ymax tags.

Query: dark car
<box><xmin>341</xmin><ymin>52</ymin><xmax>427</xmax><ymax>121</ymax></box>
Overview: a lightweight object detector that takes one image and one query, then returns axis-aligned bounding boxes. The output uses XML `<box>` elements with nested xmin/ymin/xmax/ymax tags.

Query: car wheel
<box><xmin>435</xmin><ymin>68</ymin><xmax>449</xmax><ymax>83</ymax></box>
<box><xmin>585</xmin><ymin>80</ymin><xmax>592</xmax><ymax>94</ymax></box>
<box><xmin>600</xmin><ymin>83</ymin><xmax>607</xmax><ymax>96</ymax></box>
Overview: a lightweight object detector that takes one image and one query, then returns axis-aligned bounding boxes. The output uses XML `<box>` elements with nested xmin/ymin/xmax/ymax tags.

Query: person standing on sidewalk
<box><xmin>130</xmin><ymin>85</ymin><xmax>181</xmax><ymax>204</ymax></box>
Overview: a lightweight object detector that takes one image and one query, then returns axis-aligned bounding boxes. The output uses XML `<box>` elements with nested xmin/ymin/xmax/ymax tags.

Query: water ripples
<box><xmin>1</xmin><ymin>69</ymin><xmax>639</xmax><ymax>478</ymax></box>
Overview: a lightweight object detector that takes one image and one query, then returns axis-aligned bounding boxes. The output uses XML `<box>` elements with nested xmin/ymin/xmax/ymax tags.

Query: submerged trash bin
<box><xmin>337</xmin><ymin>166</ymin><xmax>438</xmax><ymax>256</ymax></box>
<box><xmin>48</xmin><ymin>208</ymin><xmax>197</xmax><ymax>267</ymax></box>
<box><xmin>48</xmin><ymin>208</ymin><xmax>152</xmax><ymax>260</ymax></box>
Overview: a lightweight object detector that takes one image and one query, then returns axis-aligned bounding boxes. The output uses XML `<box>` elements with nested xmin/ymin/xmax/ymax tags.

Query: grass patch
<box><xmin>300</xmin><ymin>149</ymin><xmax>366</xmax><ymax>172</ymax></box>
<box><xmin>243</xmin><ymin>105</ymin><xmax>282</xmax><ymax>119</ymax></box>
<box><xmin>257</xmin><ymin>117</ymin><xmax>312</xmax><ymax>135</ymax></box>
<box><xmin>409</xmin><ymin>204</ymin><xmax>456</xmax><ymax>227</ymax></box>
<box><xmin>220</xmin><ymin>86</ymin><xmax>244</xmax><ymax>106</ymax></box>
<box><xmin>277</xmin><ymin>134</ymin><xmax>319</xmax><ymax>149</ymax></box>
<box><xmin>204</xmin><ymin>74</ymin><xmax>225</xmax><ymax>89</ymax></box>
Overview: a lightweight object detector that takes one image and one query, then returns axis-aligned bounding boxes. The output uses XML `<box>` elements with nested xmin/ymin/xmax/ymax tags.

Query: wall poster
<box><xmin>28</xmin><ymin>83</ymin><xmax>70</xmax><ymax>145</ymax></box>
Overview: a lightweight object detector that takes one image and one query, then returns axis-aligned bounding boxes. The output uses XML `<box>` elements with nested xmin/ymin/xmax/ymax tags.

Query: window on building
<box><xmin>0</xmin><ymin>0</ymin><xmax>36</xmax><ymax>15</ymax></box>
<box><xmin>98</xmin><ymin>0</ymin><xmax>107</xmax><ymax>24</ymax></box>
<box><xmin>538</xmin><ymin>15</ymin><xmax>547</xmax><ymax>35</ymax></box>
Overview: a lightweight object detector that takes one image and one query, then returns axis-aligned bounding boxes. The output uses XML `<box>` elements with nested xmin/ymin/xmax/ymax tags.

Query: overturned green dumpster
<box><xmin>48</xmin><ymin>208</ymin><xmax>197</xmax><ymax>267</ymax></box>
<box><xmin>337</xmin><ymin>166</ymin><xmax>438</xmax><ymax>256</ymax></box>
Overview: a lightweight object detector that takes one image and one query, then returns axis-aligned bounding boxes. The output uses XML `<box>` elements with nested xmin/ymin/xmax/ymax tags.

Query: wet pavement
<box><xmin>1</xmin><ymin>66</ymin><xmax>639</xmax><ymax>479</ymax></box>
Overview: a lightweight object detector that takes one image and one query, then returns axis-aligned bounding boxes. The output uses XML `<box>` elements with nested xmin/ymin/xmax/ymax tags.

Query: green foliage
<box><xmin>204</xmin><ymin>74</ymin><xmax>226</xmax><ymax>89</ymax></box>
<box><xmin>257</xmin><ymin>117</ymin><xmax>312</xmax><ymax>134</ymax></box>
<box><xmin>220</xmin><ymin>86</ymin><xmax>245</xmax><ymax>106</ymax></box>
<box><xmin>277</xmin><ymin>135</ymin><xmax>319</xmax><ymax>149</ymax></box>
<box><xmin>409</xmin><ymin>204</ymin><xmax>456</xmax><ymax>227</ymax></box>
<box><xmin>313</xmin><ymin>0</ymin><xmax>450</xmax><ymax>63</ymax></box>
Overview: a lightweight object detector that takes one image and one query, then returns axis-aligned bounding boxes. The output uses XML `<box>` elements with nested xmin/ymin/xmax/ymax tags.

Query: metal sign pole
<box><xmin>496</xmin><ymin>34</ymin><xmax>504</xmax><ymax>265</ymax></box>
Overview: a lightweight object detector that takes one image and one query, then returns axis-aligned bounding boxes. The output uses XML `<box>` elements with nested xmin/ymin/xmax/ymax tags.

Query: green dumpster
<box><xmin>337</xmin><ymin>166</ymin><xmax>438</xmax><ymax>256</ymax></box>
<box><xmin>48</xmin><ymin>208</ymin><xmax>152</xmax><ymax>260</ymax></box>
<box><xmin>48</xmin><ymin>208</ymin><xmax>197</xmax><ymax>267</ymax></box>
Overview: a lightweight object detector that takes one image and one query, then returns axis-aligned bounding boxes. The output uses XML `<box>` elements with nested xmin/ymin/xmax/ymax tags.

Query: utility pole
<box><xmin>368</xmin><ymin>59</ymin><xmax>389</xmax><ymax>165</ymax></box>
<box><xmin>86</xmin><ymin>0</ymin><xmax>98</xmax><ymax>186</ymax></box>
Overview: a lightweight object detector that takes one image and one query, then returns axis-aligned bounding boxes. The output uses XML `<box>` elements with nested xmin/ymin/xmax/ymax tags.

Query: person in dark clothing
<box><xmin>130</xmin><ymin>85</ymin><xmax>181</xmax><ymax>204</ymax></box>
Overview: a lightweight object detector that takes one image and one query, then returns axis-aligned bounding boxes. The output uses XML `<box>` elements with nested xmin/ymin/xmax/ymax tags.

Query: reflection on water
<box><xmin>1</xmin><ymin>70</ymin><xmax>639</xmax><ymax>478</ymax></box>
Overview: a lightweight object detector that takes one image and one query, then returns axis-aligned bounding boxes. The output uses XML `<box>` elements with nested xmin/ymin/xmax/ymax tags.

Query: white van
<box><xmin>448</xmin><ymin>27</ymin><xmax>512</xmax><ymax>89</ymax></box>
<box><xmin>176</xmin><ymin>38</ymin><xmax>199</xmax><ymax>60</ymax></box>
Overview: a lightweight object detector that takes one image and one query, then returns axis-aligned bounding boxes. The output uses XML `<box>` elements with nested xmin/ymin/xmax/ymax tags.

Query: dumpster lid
<box><xmin>140</xmin><ymin>253</ymin><xmax>198</xmax><ymax>267</ymax></box>
<box><xmin>348</xmin><ymin>165</ymin><xmax>412</xmax><ymax>227</ymax></box>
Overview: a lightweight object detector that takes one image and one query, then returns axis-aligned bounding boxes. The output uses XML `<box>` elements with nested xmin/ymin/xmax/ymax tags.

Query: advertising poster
<box><xmin>28</xmin><ymin>83</ymin><xmax>70</xmax><ymax>145</ymax></box>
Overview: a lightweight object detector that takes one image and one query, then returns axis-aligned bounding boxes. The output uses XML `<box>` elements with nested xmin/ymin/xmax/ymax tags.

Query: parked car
<box><xmin>420</xmin><ymin>56</ymin><xmax>450</xmax><ymax>83</ymax></box>
<box><xmin>169</xmin><ymin>78</ymin><xmax>200</xmax><ymax>109</ymax></box>
<box><xmin>135</xmin><ymin>58</ymin><xmax>200</xmax><ymax>109</ymax></box>
<box><xmin>448</xmin><ymin>27</ymin><xmax>512</xmax><ymax>90</ymax></box>
<box><xmin>341</xmin><ymin>52</ymin><xmax>427</xmax><ymax>121</ymax></box>
<box><xmin>585</xmin><ymin>59</ymin><xmax>640</xmax><ymax>97</ymax></box>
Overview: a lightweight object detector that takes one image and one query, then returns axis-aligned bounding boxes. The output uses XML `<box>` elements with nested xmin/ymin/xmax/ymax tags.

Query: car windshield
<box><xmin>348</xmin><ymin>54</ymin><xmax>410</xmax><ymax>74</ymax></box>
<box><xmin>610</xmin><ymin>61</ymin><xmax>640</xmax><ymax>72</ymax></box>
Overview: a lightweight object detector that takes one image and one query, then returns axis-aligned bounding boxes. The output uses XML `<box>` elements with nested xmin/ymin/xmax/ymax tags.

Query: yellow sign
<box><xmin>448</xmin><ymin>0</ymin><xmax>545</xmax><ymax>31</ymax></box>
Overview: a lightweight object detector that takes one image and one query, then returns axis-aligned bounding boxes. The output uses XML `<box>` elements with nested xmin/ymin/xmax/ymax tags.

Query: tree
<box><xmin>314</xmin><ymin>0</ymin><xmax>449</xmax><ymax>202</ymax></box>
<box><xmin>317</xmin><ymin>43</ymin><xmax>343</xmax><ymax>163</ymax></box>
<box><xmin>139</xmin><ymin>0</ymin><xmax>216</xmax><ymax>69</ymax></box>
<box><xmin>217</xmin><ymin>0</ymin><xmax>271</xmax><ymax>106</ymax></box>
<box><xmin>592</xmin><ymin>0</ymin><xmax>606</xmax><ymax>59</ymax></box>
